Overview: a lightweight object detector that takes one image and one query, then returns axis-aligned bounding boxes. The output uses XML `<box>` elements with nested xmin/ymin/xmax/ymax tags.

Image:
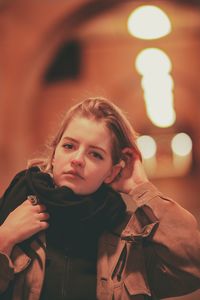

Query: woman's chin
<box><xmin>54</xmin><ymin>178</ymin><xmax>99</xmax><ymax>195</ymax></box>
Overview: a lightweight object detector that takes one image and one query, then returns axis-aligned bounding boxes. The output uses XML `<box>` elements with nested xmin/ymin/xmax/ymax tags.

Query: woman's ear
<box><xmin>104</xmin><ymin>160</ymin><xmax>125</xmax><ymax>184</ymax></box>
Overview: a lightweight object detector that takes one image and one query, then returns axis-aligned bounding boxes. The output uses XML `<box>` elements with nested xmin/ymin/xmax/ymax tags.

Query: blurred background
<box><xmin>0</xmin><ymin>1</ymin><xmax>199</xmax><ymax>299</ymax></box>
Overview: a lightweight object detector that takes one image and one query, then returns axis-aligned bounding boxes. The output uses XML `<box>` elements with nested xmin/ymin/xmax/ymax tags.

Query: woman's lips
<box><xmin>63</xmin><ymin>170</ymin><xmax>84</xmax><ymax>179</ymax></box>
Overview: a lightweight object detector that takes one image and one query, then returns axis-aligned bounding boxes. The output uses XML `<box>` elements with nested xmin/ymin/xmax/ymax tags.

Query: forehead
<box><xmin>62</xmin><ymin>116</ymin><xmax>113</xmax><ymax>148</ymax></box>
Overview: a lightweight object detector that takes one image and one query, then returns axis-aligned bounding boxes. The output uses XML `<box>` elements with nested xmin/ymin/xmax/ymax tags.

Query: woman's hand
<box><xmin>110</xmin><ymin>148</ymin><xmax>149</xmax><ymax>194</ymax></box>
<box><xmin>0</xmin><ymin>199</ymin><xmax>49</xmax><ymax>256</ymax></box>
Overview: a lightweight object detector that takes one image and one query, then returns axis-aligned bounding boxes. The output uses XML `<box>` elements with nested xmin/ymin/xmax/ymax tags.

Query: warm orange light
<box><xmin>171</xmin><ymin>133</ymin><xmax>193</xmax><ymax>156</ymax></box>
<box><xmin>127</xmin><ymin>5</ymin><xmax>171</xmax><ymax>40</ymax></box>
<box><xmin>135</xmin><ymin>48</ymin><xmax>172</xmax><ymax>75</ymax></box>
<box><xmin>137</xmin><ymin>135</ymin><xmax>157</xmax><ymax>159</ymax></box>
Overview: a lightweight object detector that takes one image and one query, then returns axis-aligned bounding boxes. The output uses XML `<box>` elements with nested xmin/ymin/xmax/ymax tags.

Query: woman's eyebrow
<box><xmin>62</xmin><ymin>136</ymin><xmax>107</xmax><ymax>154</ymax></box>
<box><xmin>62</xmin><ymin>136</ymin><xmax>77</xmax><ymax>143</ymax></box>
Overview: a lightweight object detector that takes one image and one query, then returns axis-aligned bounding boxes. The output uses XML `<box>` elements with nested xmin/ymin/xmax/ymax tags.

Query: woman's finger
<box><xmin>38</xmin><ymin>212</ymin><xmax>50</xmax><ymax>221</ymax></box>
<box><xmin>37</xmin><ymin>204</ymin><xmax>47</xmax><ymax>212</ymax></box>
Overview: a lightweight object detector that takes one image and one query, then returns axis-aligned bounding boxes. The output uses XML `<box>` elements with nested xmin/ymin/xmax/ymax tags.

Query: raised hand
<box><xmin>110</xmin><ymin>148</ymin><xmax>148</xmax><ymax>194</ymax></box>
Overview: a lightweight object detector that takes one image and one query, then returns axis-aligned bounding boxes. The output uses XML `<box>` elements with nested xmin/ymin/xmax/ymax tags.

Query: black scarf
<box><xmin>0</xmin><ymin>167</ymin><xmax>126</xmax><ymax>248</ymax></box>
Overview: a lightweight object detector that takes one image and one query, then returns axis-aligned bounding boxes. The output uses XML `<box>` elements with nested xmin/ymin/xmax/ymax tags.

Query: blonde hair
<box><xmin>29</xmin><ymin>97</ymin><xmax>141</xmax><ymax>172</ymax></box>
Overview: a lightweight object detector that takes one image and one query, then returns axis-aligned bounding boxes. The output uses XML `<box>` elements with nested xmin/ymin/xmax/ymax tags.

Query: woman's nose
<box><xmin>71</xmin><ymin>152</ymin><xmax>85</xmax><ymax>168</ymax></box>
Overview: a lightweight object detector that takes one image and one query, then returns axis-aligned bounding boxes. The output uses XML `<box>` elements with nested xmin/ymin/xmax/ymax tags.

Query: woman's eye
<box><xmin>63</xmin><ymin>143</ymin><xmax>74</xmax><ymax>150</ymax></box>
<box><xmin>91</xmin><ymin>151</ymin><xmax>103</xmax><ymax>160</ymax></box>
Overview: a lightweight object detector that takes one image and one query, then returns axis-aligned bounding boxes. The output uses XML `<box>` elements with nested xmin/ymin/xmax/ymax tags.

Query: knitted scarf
<box><xmin>0</xmin><ymin>167</ymin><xmax>126</xmax><ymax>248</ymax></box>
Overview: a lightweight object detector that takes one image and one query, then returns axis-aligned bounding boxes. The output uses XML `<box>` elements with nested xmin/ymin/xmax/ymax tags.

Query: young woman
<box><xmin>0</xmin><ymin>97</ymin><xmax>200</xmax><ymax>300</ymax></box>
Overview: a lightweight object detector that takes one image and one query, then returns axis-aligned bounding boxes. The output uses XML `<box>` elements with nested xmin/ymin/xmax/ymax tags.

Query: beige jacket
<box><xmin>1</xmin><ymin>183</ymin><xmax>200</xmax><ymax>300</ymax></box>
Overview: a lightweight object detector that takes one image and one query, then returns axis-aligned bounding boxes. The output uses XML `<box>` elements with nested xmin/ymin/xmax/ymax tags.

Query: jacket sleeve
<box><xmin>0</xmin><ymin>244</ymin><xmax>32</xmax><ymax>294</ymax></box>
<box><xmin>123</xmin><ymin>182</ymin><xmax>200</xmax><ymax>299</ymax></box>
<box><xmin>0</xmin><ymin>251</ymin><xmax>14</xmax><ymax>293</ymax></box>
<box><xmin>0</xmin><ymin>169</ymin><xmax>30</xmax><ymax>294</ymax></box>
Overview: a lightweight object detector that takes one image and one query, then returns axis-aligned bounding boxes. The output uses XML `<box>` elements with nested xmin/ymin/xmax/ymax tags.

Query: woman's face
<box><xmin>52</xmin><ymin>116</ymin><xmax>120</xmax><ymax>195</ymax></box>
